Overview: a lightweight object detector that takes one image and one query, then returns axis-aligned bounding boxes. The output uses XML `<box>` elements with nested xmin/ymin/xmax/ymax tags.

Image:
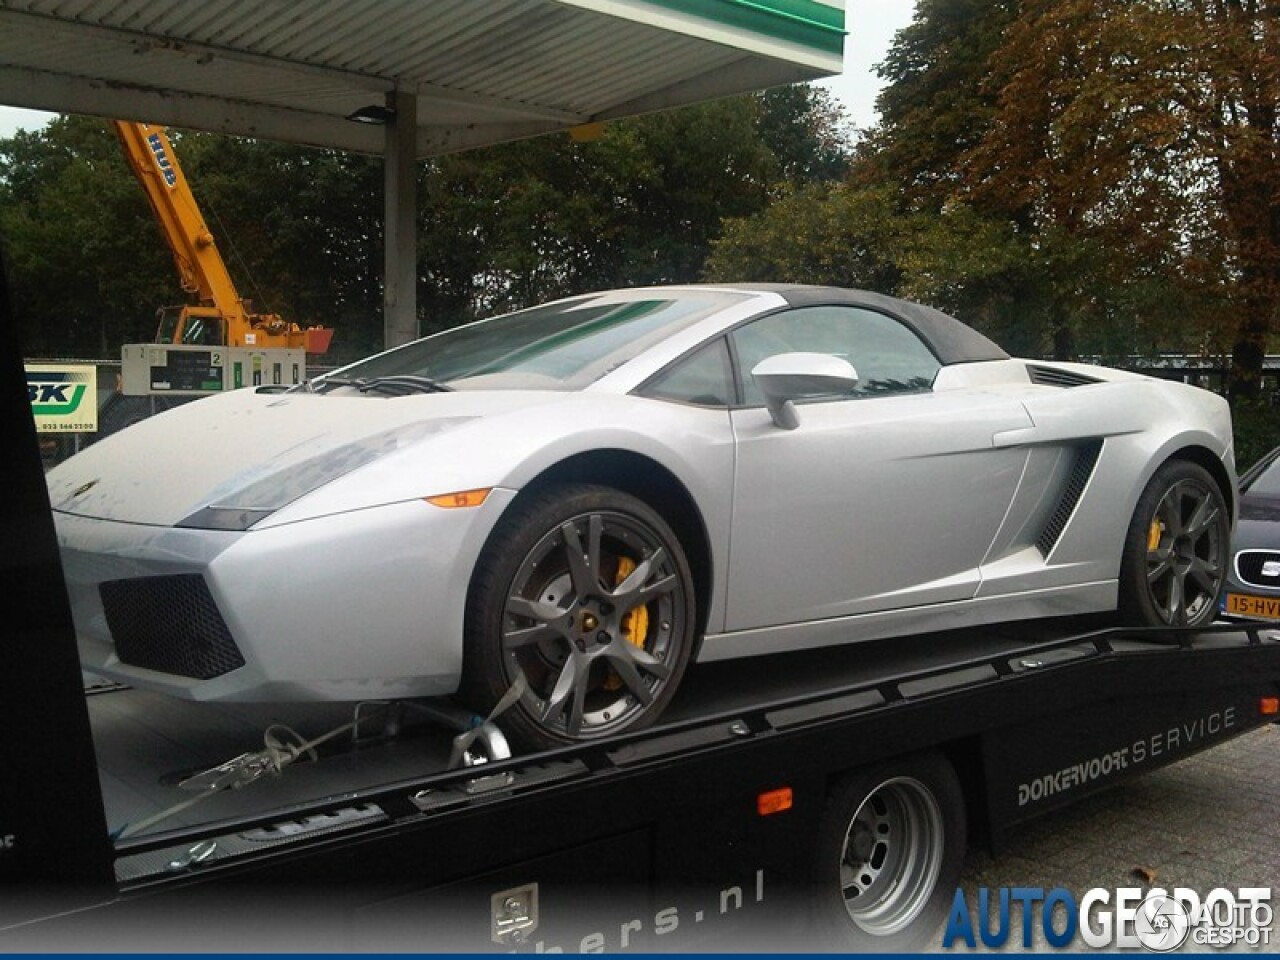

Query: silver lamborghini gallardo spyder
<box><xmin>47</xmin><ymin>285</ymin><xmax>1237</xmax><ymax>749</ymax></box>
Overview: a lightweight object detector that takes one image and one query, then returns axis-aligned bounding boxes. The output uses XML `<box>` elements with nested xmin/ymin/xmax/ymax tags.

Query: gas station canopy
<box><xmin>0</xmin><ymin>0</ymin><xmax>846</xmax><ymax>156</ymax></box>
<box><xmin>0</xmin><ymin>0</ymin><xmax>846</xmax><ymax>345</ymax></box>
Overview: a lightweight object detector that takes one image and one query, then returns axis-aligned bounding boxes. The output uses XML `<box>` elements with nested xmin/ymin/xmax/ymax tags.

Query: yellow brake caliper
<box><xmin>1148</xmin><ymin>519</ymin><xmax>1164</xmax><ymax>553</ymax></box>
<box><xmin>604</xmin><ymin>555</ymin><xmax>649</xmax><ymax>691</ymax></box>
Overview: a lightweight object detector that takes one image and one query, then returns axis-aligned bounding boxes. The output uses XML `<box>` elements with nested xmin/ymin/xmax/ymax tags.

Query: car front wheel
<box><xmin>462</xmin><ymin>483</ymin><xmax>695</xmax><ymax>752</ymax></box>
<box><xmin>1119</xmin><ymin>459</ymin><xmax>1229</xmax><ymax>628</ymax></box>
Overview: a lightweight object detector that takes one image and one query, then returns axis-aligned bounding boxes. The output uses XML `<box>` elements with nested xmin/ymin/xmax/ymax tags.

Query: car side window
<box><xmin>731</xmin><ymin>305</ymin><xmax>941</xmax><ymax>406</ymax></box>
<box><xmin>640</xmin><ymin>337</ymin><xmax>735</xmax><ymax>407</ymax></box>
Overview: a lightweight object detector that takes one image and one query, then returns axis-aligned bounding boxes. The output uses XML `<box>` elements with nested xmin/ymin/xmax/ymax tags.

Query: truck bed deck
<box><xmin>88</xmin><ymin>613</ymin><xmax>1113</xmax><ymax>840</ymax></box>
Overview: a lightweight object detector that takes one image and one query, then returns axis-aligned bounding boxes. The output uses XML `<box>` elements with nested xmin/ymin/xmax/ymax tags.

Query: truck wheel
<box><xmin>462</xmin><ymin>483</ymin><xmax>695</xmax><ymax>752</ymax></box>
<box><xmin>1119</xmin><ymin>460</ymin><xmax>1229</xmax><ymax>627</ymax></box>
<box><xmin>811</xmin><ymin>751</ymin><xmax>966</xmax><ymax>952</ymax></box>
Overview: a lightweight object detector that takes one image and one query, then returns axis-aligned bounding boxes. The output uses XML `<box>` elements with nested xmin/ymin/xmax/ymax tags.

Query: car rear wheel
<box><xmin>811</xmin><ymin>751</ymin><xmax>966</xmax><ymax>952</ymax></box>
<box><xmin>1119</xmin><ymin>459</ymin><xmax>1229</xmax><ymax>628</ymax></box>
<box><xmin>462</xmin><ymin>483</ymin><xmax>695</xmax><ymax>752</ymax></box>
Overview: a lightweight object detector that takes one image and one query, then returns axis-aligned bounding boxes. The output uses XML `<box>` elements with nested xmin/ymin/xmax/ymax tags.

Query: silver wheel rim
<box><xmin>1144</xmin><ymin>478</ymin><xmax>1225</xmax><ymax>625</ymax></box>
<box><xmin>501</xmin><ymin>509</ymin><xmax>687</xmax><ymax>740</ymax></box>
<box><xmin>839</xmin><ymin>776</ymin><xmax>945</xmax><ymax>938</ymax></box>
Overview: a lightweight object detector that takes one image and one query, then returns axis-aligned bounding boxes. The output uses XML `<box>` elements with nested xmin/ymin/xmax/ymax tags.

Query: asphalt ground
<box><xmin>950</xmin><ymin>721</ymin><xmax>1280</xmax><ymax>953</ymax></box>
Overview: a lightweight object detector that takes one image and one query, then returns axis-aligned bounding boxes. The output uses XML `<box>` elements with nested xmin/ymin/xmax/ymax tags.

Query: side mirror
<box><xmin>751</xmin><ymin>352</ymin><xmax>858</xmax><ymax>430</ymax></box>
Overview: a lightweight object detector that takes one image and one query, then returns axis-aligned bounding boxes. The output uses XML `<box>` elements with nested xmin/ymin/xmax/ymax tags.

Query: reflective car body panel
<box><xmin>46</xmin><ymin>284</ymin><xmax>1237</xmax><ymax>701</ymax></box>
<box><xmin>725</xmin><ymin>391</ymin><xmax>1032</xmax><ymax>629</ymax></box>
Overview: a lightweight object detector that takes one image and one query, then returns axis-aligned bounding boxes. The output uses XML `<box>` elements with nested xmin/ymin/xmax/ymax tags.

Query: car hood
<box><xmin>46</xmin><ymin>387</ymin><xmax>563</xmax><ymax>527</ymax></box>
<box><xmin>1239</xmin><ymin>493</ymin><xmax>1280</xmax><ymax>525</ymax></box>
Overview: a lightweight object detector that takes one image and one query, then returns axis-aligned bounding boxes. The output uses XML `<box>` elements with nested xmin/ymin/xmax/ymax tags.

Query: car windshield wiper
<box><xmin>305</xmin><ymin>375</ymin><xmax>453</xmax><ymax>396</ymax></box>
<box><xmin>356</xmin><ymin>375</ymin><xmax>453</xmax><ymax>395</ymax></box>
<box><xmin>298</xmin><ymin>376</ymin><xmax>360</xmax><ymax>394</ymax></box>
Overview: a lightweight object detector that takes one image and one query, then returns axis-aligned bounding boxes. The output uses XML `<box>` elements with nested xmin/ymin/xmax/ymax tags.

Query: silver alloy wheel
<box><xmin>1144</xmin><ymin>477</ymin><xmax>1226</xmax><ymax>625</ymax></box>
<box><xmin>501</xmin><ymin>509</ymin><xmax>688</xmax><ymax>739</ymax></box>
<box><xmin>838</xmin><ymin>776</ymin><xmax>946</xmax><ymax>937</ymax></box>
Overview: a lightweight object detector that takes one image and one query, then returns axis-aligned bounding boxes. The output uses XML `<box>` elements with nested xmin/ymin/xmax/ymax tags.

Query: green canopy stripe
<box><xmin>646</xmin><ymin>0</ymin><xmax>846</xmax><ymax>56</ymax></box>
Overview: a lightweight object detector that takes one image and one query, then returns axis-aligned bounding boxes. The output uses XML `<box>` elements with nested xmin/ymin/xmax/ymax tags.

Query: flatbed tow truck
<box><xmin>5</xmin><ymin>263</ymin><xmax>1280</xmax><ymax>952</ymax></box>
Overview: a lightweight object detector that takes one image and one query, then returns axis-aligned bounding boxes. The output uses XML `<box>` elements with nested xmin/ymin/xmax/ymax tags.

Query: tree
<box><xmin>706</xmin><ymin>2</ymin><xmax>1079</xmax><ymax>357</ymax></box>
<box><xmin>860</xmin><ymin>0</ymin><xmax>1190</xmax><ymax>360</ymax></box>
<box><xmin>0</xmin><ymin>119</ymin><xmax>388</xmax><ymax>360</ymax></box>
<box><xmin>712</xmin><ymin>0</ymin><xmax>1277</xmax><ymax>379</ymax></box>
<box><xmin>1</xmin><ymin>86</ymin><xmax>850</xmax><ymax>359</ymax></box>
<box><xmin>705</xmin><ymin>182</ymin><xmax>907</xmax><ymax>292</ymax></box>
<box><xmin>420</xmin><ymin>87</ymin><xmax>850</xmax><ymax>323</ymax></box>
<box><xmin>0</xmin><ymin>116</ymin><xmax>173</xmax><ymax>357</ymax></box>
<box><xmin>861</xmin><ymin>0</ymin><xmax>1018</xmax><ymax>207</ymax></box>
<box><xmin>963</xmin><ymin>0</ymin><xmax>1280</xmax><ymax>390</ymax></box>
<box><xmin>703</xmin><ymin>181</ymin><xmax>1057</xmax><ymax>354</ymax></box>
<box><xmin>756</xmin><ymin>85</ymin><xmax>850</xmax><ymax>183</ymax></box>
<box><xmin>174</xmin><ymin>132</ymin><xmax>386</xmax><ymax>358</ymax></box>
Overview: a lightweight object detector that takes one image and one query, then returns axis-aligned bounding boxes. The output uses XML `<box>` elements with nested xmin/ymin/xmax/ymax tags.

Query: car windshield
<box><xmin>1245</xmin><ymin>450</ymin><xmax>1280</xmax><ymax>496</ymax></box>
<box><xmin>322</xmin><ymin>291</ymin><xmax>746</xmax><ymax>392</ymax></box>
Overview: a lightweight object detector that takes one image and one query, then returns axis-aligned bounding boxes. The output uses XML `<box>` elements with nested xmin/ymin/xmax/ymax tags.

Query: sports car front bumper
<box><xmin>55</xmin><ymin>489</ymin><xmax>517</xmax><ymax>701</ymax></box>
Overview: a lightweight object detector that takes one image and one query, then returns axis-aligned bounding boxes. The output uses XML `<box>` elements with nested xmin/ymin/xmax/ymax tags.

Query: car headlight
<box><xmin>177</xmin><ymin>417</ymin><xmax>473</xmax><ymax>531</ymax></box>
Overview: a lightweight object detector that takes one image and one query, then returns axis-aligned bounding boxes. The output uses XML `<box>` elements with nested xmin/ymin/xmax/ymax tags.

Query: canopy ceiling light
<box><xmin>346</xmin><ymin>104</ymin><xmax>395</xmax><ymax>125</ymax></box>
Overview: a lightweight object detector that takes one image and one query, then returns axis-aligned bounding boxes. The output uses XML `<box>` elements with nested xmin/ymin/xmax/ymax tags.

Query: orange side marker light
<box><xmin>757</xmin><ymin>787</ymin><xmax>793</xmax><ymax>817</ymax></box>
<box><xmin>425</xmin><ymin>488</ymin><xmax>492</xmax><ymax>509</ymax></box>
<box><xmin>1261</xmin><ymin>697</ymin><xmax>1278</xmax><ymax>716</ymax></box>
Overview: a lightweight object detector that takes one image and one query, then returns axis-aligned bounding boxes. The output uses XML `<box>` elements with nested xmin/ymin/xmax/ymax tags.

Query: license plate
<box><xmin>1224</xmin><ymin>593</ymin><xmax>1280</xmax><ymax>620</ymax></box>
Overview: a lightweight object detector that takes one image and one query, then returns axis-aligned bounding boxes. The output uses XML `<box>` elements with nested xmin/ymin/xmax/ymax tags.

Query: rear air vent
<box><xmin>1037</xmin><ymin>441</ymin><xmax>1103</xmax><ymax>556</ymax></box>
<box><xmin>1027</xmin><ymin>365</ymin><xmax>1102</xmax><ymax>388</ymax></box>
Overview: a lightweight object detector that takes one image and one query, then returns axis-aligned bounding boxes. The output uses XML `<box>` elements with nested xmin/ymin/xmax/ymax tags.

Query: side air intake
<box><xmin>1037</xmin><ymin>441</ymin><xmax>1103</xmax><ymax>556</ymax></box>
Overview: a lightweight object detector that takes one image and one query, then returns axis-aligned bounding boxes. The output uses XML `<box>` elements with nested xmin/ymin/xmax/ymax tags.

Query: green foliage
<box><xmin>1231</xmin><ymin>399</ymin><xmax>1280</xmax><ymax>477</ymax></box>
<box><xmin>863</xmin><ymin>0</ymin><xmax>1243</xmax><ymax>361</ymax></box>
<box><xmin>174</xmin><ymin>132</ymin><xmax>386</xmax><ymax>358</ymax></box>
<box><xmin>755</xmin><ymin>85</ymin><xmax>850</xmax><ymax>183</ymax></box>
<box><xmin>711</xmin><ymin>0</ymin><xmax>1279</xmax><ymax>386</ymax></box>
<box><xmin>0</xmin><ymin>116</ymin><xmax>173</xmax><ymax>356</ymax></box>
<box><xmin>424</xmin><ymin>95</ymin><xmax>787</xmax><ymax>322</ymax></box>
<box><xmin>706</xmin><ymin>182</ymin><xmax>903</xmax><ymax>291</ymax></box>
<box><xmin>864</xmin><ymin>0</ymin><xmax>1018</xmax><ymax>206</ymax></box>
<box><xmin>0</xmin><ymin>86</ymin><xmax>849</xmax><ymax>360</ymax></box>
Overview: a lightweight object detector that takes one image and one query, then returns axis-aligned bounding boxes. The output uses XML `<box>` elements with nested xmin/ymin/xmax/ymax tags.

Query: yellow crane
<box><xmin>114</xmin><ymin>121</ymin><xmax>332</xmax><ymax>355</ymax></box>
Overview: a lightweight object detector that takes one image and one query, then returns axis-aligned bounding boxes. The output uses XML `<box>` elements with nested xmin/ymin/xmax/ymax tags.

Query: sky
<box><xmin>0</xmin><ymin>3</ymin><xmax>915</xmax><ymax>140</ymax></box>
<box><xmin>816</xmin><ymin>0</ymin><xmax>915</xmax><ymax>131</ymax></box>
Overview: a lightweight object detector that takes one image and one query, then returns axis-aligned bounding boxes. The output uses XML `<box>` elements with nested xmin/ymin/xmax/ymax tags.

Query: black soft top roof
<box><xmin>726</xmin><ymin>283</ymin><xmax>1010</xmax><ymax>366</ymax></box>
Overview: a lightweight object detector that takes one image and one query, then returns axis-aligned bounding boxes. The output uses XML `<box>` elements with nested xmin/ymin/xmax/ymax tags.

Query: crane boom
<box><xmin>113</xmin><ymin>120</ymin><xmax>332</xmax><ymax>354</ymax></box>
<box><xmin>114</xmin><ymin>122</ymin><xmax>243</xmax><ymax>319</ymax></box>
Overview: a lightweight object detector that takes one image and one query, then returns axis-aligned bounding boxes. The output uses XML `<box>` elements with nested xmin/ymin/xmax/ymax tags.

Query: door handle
<box><xmin>993</xmin><ymin>426</ymin><xmax>1038</xmax><ymax>448</ymax></box>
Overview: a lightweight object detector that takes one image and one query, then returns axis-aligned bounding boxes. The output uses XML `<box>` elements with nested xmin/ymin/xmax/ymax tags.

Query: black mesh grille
<box><xmin>1027</xmin><ymin>364</ymin><xmax>1101</xmax><ymax>388</ymax></box>
<box><xmin>1236</xmin><ymin>551</ymin><xmax>1280</xmax><ymax>589</ymax></box>
<box><xmin>1037</xmin><ymin>441</ymin><xmax>1103</xmax><ymax>556</ymax></box>
<box><xmin>100</xmin><ymin>574</ymin><xmax>245</xmax><ymax>680</ymax></box>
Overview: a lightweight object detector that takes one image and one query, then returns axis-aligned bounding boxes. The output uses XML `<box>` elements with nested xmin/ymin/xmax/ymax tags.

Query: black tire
<box><xmin>1118</xmin><ymin>459</ymin><xmax>1229</xmax><ymax>628</ymax></box>
<box><xmin>461</xmin><ymin>483</ymin><xmax>696</xmax><ymax>752</ymax></box>
<box><xmin>810</xmin><ymin>752</ymin><xmax>966</xmax><ymax>953</ymax></box>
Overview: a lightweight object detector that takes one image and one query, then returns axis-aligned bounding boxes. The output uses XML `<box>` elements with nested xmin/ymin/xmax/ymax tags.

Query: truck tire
<box><xmin>811</xmin><ymin>751</ymin><xmax>966</xmax><ymax>952</ymax></box>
